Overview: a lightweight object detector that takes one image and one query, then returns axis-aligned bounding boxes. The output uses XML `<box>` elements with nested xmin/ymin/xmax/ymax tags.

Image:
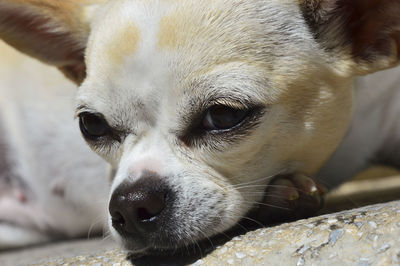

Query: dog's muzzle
<box><xmin>109</xmin><ymin>173</ymin><xmax>175</xmax><ymax>248</ymax></box>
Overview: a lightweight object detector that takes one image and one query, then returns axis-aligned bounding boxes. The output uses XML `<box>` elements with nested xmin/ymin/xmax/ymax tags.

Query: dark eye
<box><xmin>79</xmin><ymin>112</ymin><xmax>110</xmax><ymax>140</ymax></box>
<box><xmin>202</xmin><ymin>105</ymin><xmax>249</xmax><ymax>131</ymax></box>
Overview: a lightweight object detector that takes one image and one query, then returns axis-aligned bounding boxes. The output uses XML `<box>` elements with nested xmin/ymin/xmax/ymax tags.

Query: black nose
<box><xmin>109</xmin><ymin>174</ymin><xmax>168</xmax><ymax>236</ymax></box>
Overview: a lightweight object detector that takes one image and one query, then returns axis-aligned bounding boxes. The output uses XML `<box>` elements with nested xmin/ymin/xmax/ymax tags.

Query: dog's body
<box><xmin>317</xmin><ymin>66</ymin><xmax>400</xmax><ymax>188</ymax></box>
<box><xmin>0</xmin><ymin>41</ymin><xmax>109</xmax><ymax>248</ymax></box>
<box><xmin>0</xmin><ymin>0</ymin><xmax>399</xmax><ymax>255</ymax></box>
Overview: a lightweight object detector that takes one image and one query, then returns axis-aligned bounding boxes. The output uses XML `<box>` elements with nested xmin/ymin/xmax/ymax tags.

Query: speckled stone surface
<box><xmin>197</xmin><ymin>200</ymin><xmax>400</xmax><ymax>266</ymax></box>
<box><xmin>32</xmin><ymin>200</ymin><xmax>400</xmax><ymax>266</ymax></box>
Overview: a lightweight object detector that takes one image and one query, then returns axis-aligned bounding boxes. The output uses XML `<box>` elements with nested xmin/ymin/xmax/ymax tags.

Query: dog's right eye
<box><xmin>202</xmin><ymin>105</ymin><xmax>250</xmax><ymax>131</ymax></box>
<box><xmin>79</xmin><ymin>112</ymin><xmax>111</xmax><ymax>140</ymax></box>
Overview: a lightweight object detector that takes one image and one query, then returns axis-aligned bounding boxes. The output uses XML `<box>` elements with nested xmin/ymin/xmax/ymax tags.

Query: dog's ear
<box><xmin>301</xmin><ymin>0</ymin><xmax>400</xmax><ymax>75</ymax></box>
<box><xmin>0</xmin><ymin>0</ymin><xmax>102</xmax><ymax>84</ymax></box>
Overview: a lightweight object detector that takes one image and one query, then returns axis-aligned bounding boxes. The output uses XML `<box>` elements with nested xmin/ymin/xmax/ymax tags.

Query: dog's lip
<box><xmin>121</xmin><ymin>233</ymin><xmax>181</xmax><ymax>255</ymax></box>
<box><xmin>122</xmin><ymin>230</ymin><xmax>213</xmax><ymax>257</ymax></box>
<box><xmin>124</xmin><ymin>242</ymin><xmax>187</xmax><ymax>259</ymax></box>
<box><xmin>126</xmin><ymin>240</ymin><xmax>210</xmax><ymax>260</ymax></box>
<box><xmin>126</xmin><ymin>246</ymin><xmax>151</xmax><ymax>257</ymax></box>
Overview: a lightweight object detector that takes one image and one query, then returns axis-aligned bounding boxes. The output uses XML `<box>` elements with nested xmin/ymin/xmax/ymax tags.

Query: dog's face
<box><xmin>1</xmin><ymin>0</ymin><xmax>399</xmax><ymax>254</ymax></box>
<box><xmin>76</xmin><ymin>0</ymin><xmax>355</xmax><ymax>252</ymax></box>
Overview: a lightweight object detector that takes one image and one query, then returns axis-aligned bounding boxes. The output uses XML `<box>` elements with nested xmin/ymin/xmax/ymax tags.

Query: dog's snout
<box><xmin>109</xmin><ymin>175</ymin><xmax>170</xmax><ymax>236</ymax></box>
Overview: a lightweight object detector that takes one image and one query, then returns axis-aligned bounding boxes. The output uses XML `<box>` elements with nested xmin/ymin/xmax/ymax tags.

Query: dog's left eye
<box><xmin>202</xmin><ymin>105</ymin><xmax>249</xmax><ymax>131</ymax></box>
<box><xmin>79</xmin><ymin>112</ymin><xmax>111</xmax><ymax>140</ymax></box>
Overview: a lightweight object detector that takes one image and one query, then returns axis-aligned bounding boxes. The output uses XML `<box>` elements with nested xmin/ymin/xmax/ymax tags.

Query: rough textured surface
<box><xmin>199</xmin><ymin>200</ymin><xmax>400</xmax><ymax>266</ymax></box>
<box><xmin>0</xmin><ymin>238</ymin><xmax>117</xmax><ymax>266</ymax></box>
<box><xmin>23</xmin><ymin>200</ymin><xmax>400</xmax><ymax>266</ymax></box>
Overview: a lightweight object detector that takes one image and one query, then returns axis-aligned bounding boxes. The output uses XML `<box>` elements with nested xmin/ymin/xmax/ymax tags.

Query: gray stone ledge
<box><xmin>33</xmin><ymin>200</ymin><xmax>400</xmax><ymax>266</ymax></box>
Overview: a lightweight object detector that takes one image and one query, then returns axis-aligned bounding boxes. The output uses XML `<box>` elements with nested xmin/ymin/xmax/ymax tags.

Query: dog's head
<box><xmin>1</xmin><ymin>0</ymin><xmax>399</xmax><ymax>253</ymax></box>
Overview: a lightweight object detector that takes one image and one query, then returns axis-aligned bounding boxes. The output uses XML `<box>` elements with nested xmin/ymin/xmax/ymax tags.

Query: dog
<box><xmin>0</xmin><ymin>0</ymin><xmax>399</xmax><ymax>255</ymax></box>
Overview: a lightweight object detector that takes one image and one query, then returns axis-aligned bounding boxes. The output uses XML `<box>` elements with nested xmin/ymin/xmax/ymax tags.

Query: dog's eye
<box><xmin>79</xmin><ymin>112</ymin><xmax>110</xmax><ymax>140</ymax></box>
<box><xmin>202</xmin><ymin>105</ymin><xmax>249</xmax><ymax>131</ymax></box>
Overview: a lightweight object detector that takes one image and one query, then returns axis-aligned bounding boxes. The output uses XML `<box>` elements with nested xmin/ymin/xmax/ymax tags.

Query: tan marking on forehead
<box><xmin>157</xmin><ymin>6</ymin><xmax>223</xmax><ymax>50</ymax></box>
<box><xmin>105</xmin><ymin>23</ymin><xmax>141</xmax><ymax>65</ymax></box>
<box><xmin>158</xmin><ymin>13</ymin><xmax>180</xmax><ymax>49</ymax></box>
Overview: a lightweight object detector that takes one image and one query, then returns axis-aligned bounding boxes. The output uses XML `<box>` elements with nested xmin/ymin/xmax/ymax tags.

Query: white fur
<box><xmin>0</xmin><ymin>42</ymin><xmax>109</xmax><ymax>247</ymax></box>
<box><xmin>77</xmin><ymin>0</ymin><xmax>353</xmax><ymax>252</ymax></box>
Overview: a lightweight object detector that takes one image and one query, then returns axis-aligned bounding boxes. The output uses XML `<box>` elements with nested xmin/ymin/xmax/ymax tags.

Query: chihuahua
<box><xmin>0</xmin><ymin>0</ymin><xmax>399</xmax><ymax>255</ymax></box>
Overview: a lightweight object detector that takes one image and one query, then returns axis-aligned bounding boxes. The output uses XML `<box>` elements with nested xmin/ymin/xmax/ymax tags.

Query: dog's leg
<box><xmin>0</xmin><ymin>115</ymin><xmax>53</xmax><ymax>248</ymax></box>
<box><xmin>0</xmin><ymin>165</ymin><xmax>64</xmax><ymax>249</ymax></box>
<box><xmin>0</xmin><ymin>109</ymin><xmax>109</xmax><ymax>249</ymax></box>
<box><xmin>0</xmin><ymin>123</ymin><xmax>108</xmax><ymax>249</ymax></box>
<box><xmin>0</xmin><ymin>192</ymin><xmax>54</xmax><ymax>249</ymax></box>
<box><xmin>0</xmin><ymin>39</ymin><xmax>110</xmax><ymax>248</ymax></box>
<box><xmin>0</xmin><ymin>224</ymin><xmax>51</xmax><ymax>249</ymax></box>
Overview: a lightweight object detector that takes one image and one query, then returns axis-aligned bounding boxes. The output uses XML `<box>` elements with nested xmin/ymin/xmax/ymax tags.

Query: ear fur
<box><xmin>0</xmin><ymin>0</ymin><xmax>101</xmax><ymax>84</ymax></box>
<box><xmin>301</xmin><ymin>0</ymin><xmax>400</xmax><ymax>75</ymax></box>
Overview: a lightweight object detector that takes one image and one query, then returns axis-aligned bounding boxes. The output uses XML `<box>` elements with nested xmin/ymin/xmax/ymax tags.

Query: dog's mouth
<box><xmin>111</xmin><ymin>173</ymin><xmax>325</xmax><ymax>260</ymax></box>
<box><xmin>116</xmin><ymin>210</ymin><xmax>227</xmax><ymax>256</ymax></box>
<box><xmin>124</xmin><ymin>235</ymin><xmax>231</xmax><ymax>265</ymax></box>
<box><xmin>109</xmin><ymin>175</ymin><xmax>236</xmax><ymax>256</ymax></box>
<box><xmin>118</xmin><ymin>225</ymin><xmax>188</xmax><ymax>254</ymax></box>
<box><xmin>119</xmin><ymin>228</ymin><xmax>226</xmax><ymax>265</ymax></box>
<box><xmin>123</xmin><ymin>218</ymin><xmax>253</xmax><ymax>264</ymax></box>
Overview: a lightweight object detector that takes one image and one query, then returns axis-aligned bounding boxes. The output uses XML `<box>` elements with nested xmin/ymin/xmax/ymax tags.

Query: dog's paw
<box><xmin>0</xmin><ymin>188</ymin><xmax>54</xmax><ymax>249</ymax></box>
<box><xmin>0</xmin><ymin>223</ymin><xmax>51</xmax><ymax>249</ymax></box>
<box><xmin>252</xmin><ymin>174</ymin><xmax>327</xmax><ymax>224</ymax></box>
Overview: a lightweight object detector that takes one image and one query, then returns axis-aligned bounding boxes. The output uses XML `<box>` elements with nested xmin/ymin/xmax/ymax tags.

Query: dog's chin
<box><xmin>121</xmin><ymin>237</ymin><xmax>175</xmax><ymax>255</ymax></box>
<box><xmin>120</xmin><ymin>234</ymin><xmax>203</xmax><ymax>258</ymax></box>
<box><xmin>120</xmin><ymin>213</ymin><xmax>266</xmax><ymax>260</ymax></box>
<box><xmin>114</xmin><ymin>217</ymin><xmax>240</xmax><ymax>258</ymax></box>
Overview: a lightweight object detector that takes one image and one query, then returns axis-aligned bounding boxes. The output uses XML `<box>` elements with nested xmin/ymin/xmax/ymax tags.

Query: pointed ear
<box><xmin>301</xmin><ymin>0</ymin><xmax>400</xmax><ymax>75</ymax></box>
<box><xmin>0</xmin><ymin>0</ymin><xmax>102</xmax><ymax>84</ymax></box>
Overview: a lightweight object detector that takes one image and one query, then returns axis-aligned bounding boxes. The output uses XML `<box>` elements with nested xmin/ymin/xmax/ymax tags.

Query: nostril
<box><xmin>136</xmin><ymin>192</ymin><xmax>166</xmax><ymax>223</ymax></box>
<box><xmin>137</xmin><ymin>207</ymin><xmax>157</xmax><ymax>222</ymax></box>
<box><xmin>111</xmin><ymin>211</ymin><xmax>126</xmax><ymax>227</ymax></box>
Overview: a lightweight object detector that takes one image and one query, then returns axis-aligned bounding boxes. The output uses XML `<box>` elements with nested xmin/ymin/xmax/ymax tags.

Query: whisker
<box><xmin>101</xmin><ymin>233</ymin><xmax>113</xmax><ymax>242</ymax></box>
<box><xmin>230</xmin><ymin>171</ymin><xmax>281</xmax><ymax>188</ymax></box>
<box><xmin>233</xmin><ymin>184</ymin><xmax>276</xmax><ymax>190</ymax></box>
<box><xmin>239</xmin><ymin>192</ymin><xmax>293</xmax><ymax>200</ymax></box>
<box><xmin>241</xmin><ymin>200</ymin><xmax>291</xmax><ymax>210</ymax></box>
<box><xmin>87</xmin><ymin>215</ymin><xmax>105</xmax><ymax>238</ymax></box>
<box><xmin>230</xmin><ymin>169</ymin><xmax>286</xmax><ymax>188</ymax></box>
<box><xmin>239</xmin><ymin>191</ymin><xmax>284</xmax><ymax>194</ymax></box>
<box><xmin>234</xmin><ymin>184</ymin><xmax>315</xmax><ymax>196</ymax></box>
<box><xmin>223</xmin><ymin>209</ymin><xmax>264</xmax><ymax>232</ymax></box>
<box><xmin>234</xmin><ymin>183</ymin><xmax>302</xmax><ymax>190</ymax></box>
<box><xmin>190</xmin><ymin>229</ymin><xmax>204</xmax><ymax>257</ymax></box>
<box><xmin>240</xmin><ymin>216</ymin><xmax>265</xmax><ymax>228</ymax></box>
<box><xmin>217</xmin><ymin>169</ymin><xmax>285</xmax><ymax>193</ymax></box>
<box><xmin>182</xmin><ymin>238</ymin><xmax>190</xmax><ymax>256</ymax></box>
<box><xmin>197</xmin><ymin>227</ymin><xmax>215</xmax><ymax>252</ymax></box>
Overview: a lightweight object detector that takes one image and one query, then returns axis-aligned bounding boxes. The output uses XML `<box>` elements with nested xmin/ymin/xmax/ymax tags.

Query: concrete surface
<box><xmin>0</xmin><ymin>238</ymin><xmax>117</xmax><ymax>266</ymax></box>
<box><xmin>199</xmin><ymin>200</ymin><xmax>400</xmax><ymax>266</ymax></box>
<box><xmin>20</xmin><ymin>200</ymin><xmax>400</xmax><ymax>266</ymax></box>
